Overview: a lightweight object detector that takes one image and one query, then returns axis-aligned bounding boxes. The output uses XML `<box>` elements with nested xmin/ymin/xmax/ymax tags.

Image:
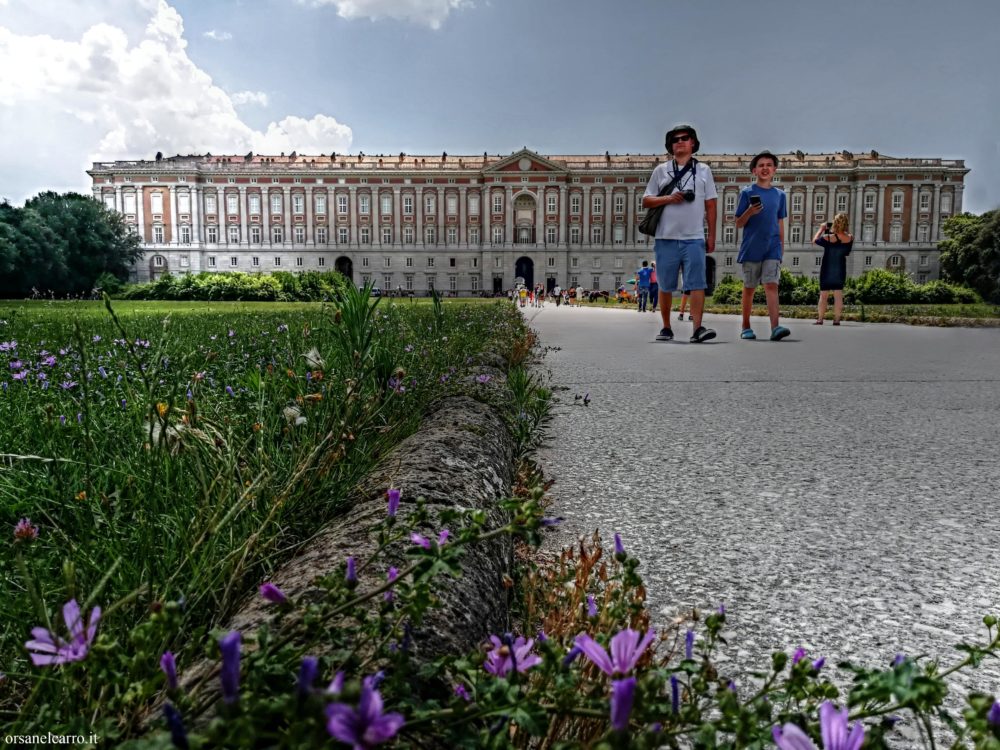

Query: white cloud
<box><xmin>0</xmin><ymin>0</ymin><xmax>352</xmax><ymax>203</ymax></box>
<box><xmin>202</xmin><ymin>29</ymin><xmax>232</xmax><ymax>41</ymax></box>
<box><xmin>231</xmin><ymin>90</ymin><xmax>269</xmax><ymax>107</ymax></box>
<box><xmin>304</xmin><ymin>0</ymin><xmax>471</xmax><ymax>30</ymax></box>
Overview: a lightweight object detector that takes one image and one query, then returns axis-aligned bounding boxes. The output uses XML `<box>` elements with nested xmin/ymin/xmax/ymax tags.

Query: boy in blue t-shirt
<box><xmin>636</xmin><ymin>260</ymin><xmax>653</xmax><ymax>312</ymax></box>
<box><xmin>734</xmin><ymin>151</ymin><xmax>789</xmax><ymax>341</ymax></box>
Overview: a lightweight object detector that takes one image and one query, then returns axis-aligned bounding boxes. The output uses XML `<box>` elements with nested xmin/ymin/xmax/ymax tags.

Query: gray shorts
<box><xmin>741</xmin><ymin>259</ymin><xmax>781</xmax><ymax>288</ymax></box>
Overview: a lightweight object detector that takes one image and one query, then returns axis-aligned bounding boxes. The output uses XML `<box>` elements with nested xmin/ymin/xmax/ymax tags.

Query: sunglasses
<box><xmin>671</xmin><ymin>134</ymin><xmax>693</xmax><ymax>144</ymax></box>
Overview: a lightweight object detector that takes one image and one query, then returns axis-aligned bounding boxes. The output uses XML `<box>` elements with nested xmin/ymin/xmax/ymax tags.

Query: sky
<box><xmin>1</xmin><ymin>0</ymin><xmax>998</xmax><ymax>212</ymax></box>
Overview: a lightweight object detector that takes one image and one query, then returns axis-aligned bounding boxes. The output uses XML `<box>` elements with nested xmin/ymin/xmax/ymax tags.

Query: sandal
<box><xmin>832</xmin><ymin>320</ymin><xmax>840</xmax><ymax>326</ymax></box>
<box><xmin>813</xmin><ymin>320</ymin><xmax>824</xmax><ymax>325</ymax></box>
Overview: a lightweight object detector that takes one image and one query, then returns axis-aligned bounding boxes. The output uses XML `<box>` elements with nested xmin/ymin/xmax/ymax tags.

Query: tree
<box><xmin>939</xmin><ymin>209</ymin><xmax>1000</xmax><ymax>303</ymax></box>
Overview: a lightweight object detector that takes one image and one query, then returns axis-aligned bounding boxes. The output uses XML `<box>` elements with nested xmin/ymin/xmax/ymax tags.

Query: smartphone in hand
<box><xmin>749</xmin><ymin>195</ymin><xmax>762</xmax><ymax>209</ymax></box>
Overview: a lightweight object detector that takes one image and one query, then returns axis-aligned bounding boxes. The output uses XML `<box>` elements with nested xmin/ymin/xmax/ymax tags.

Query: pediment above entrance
<box><xmin>483</xmin><ymin>149</ymin><xmax>569</xmax><ymax>175</ymax></box>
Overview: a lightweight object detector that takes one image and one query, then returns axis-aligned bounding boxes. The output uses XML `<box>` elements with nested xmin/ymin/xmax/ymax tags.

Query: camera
<box><xmin>682</xmin><ymin>190</ymin><xmax>696</xmax><ymax>203</ymax></box>
<box><xmin>825</xmin><ymin>221</ymin><xmax>833</xmax><ymax>231</ymax></box>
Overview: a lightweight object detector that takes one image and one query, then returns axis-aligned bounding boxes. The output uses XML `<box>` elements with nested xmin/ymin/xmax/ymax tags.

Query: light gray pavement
<box><xmin>530</xmin><ymin>303</ymin><xmax>1000</xmax><ymax>703</ymax></box>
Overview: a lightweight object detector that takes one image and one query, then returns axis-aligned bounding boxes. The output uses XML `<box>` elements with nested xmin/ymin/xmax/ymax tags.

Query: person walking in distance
<box><xmin>734</xmin><ymin>151</ymin><xmax>790</xmax><ymax>341</ymax></box>
<box><xmin>636</xmin><ymin>260</ymin><xmax>652</xmax><ymax>312</ymax></box>
<box><xmin>649</xmin><ymin>262</ymin><xmax>659</xmax><ymax>313</ymax></box>
<box><xmin>813</xmin><ymin>213</ymin><xmax>853</xmax><ymax>324</ymax></box>
<box><xmin>642</xmin><ymin>124</ymin><xmax>717</xmax><ymax>343</ymax></box>
<box><xmin>677</xmin><ymin>288</ymin><xmax>691</xmax><ymax>320</ymax></box>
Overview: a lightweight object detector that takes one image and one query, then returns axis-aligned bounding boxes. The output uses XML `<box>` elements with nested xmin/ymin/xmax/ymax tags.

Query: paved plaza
<box><xmin>531</xmin><ymin>304</ymin><xmax>1000</xmax><ymax>704</ymax></box>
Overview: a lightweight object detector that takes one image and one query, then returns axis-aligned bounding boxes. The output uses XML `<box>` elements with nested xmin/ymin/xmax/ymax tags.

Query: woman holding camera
<box><xmin>813</xmin><ymin>212</ymin><xmax>853</xmax><ymax>325</ymax></box>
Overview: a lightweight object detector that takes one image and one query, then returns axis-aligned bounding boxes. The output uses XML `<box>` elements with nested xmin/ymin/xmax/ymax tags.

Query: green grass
<box><xmin>0</xmin><ymin>295</ymin><xmax>528</xmax><ymax>684</ymax></box>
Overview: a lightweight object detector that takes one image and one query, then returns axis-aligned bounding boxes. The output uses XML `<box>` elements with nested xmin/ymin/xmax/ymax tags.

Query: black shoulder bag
<box><xmin>638</xmin><ymin>159</ymin><xmax>696</xmax><ymax>237</ymax></box>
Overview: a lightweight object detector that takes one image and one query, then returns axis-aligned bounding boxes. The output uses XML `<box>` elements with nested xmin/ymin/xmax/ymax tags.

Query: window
<box><xmin>425</xmin><ymin>226</ymin><xmax>436</xmax><ymax>244</ymax></box>
<box><xmin>425</xmin><ymin>194</ymin><xmax>436</xmax><ymax>215</ymax></box>
<box><xmin>592</xmin><ymin>194</ymin><xmax>603</xmax><ymax>215</ymax></box>
<box><xmin>449</xmin><ymin>275</ymin><xmax>457</xmax><ymax>291</ymax></box>
<box><xmin>252</xmin><ymin>256</ymin><xmax>260</xmax><ymax>267</ymax></box>
<box><xmin>469</xmin><ymin>228</ymin><xmax>480</xmax><ymax>245</ymax></box>
<box><xmin>570</xmin><ymin>256</ymin><xmax>579</xmax><ymax>268</ymax></box>
<box><xmin>180</xmin><ymin>226</ymin><xmax>191</xmax><ymax>243</ymax></box>
<box><xmin>890</xmin><ymin>254</ymin><xmax>901</xmax><ymax>267</ymax></box>
<box><xmin>359</xmin><ymin>195</ymin><xmax>370</xmax><ymax>215</ymax></box>
<box><xmin>890</xmin><ymin>224</ymin><xmax>902</xmax><ymax>242</ymax></box>
<box><xmin>297</xmin><ymin>257</ymin><xmax>304</xmax><ymax>267</ymax></box>
<box><xmin>865</xmin><ymin>255</ymin><xmax>873</xmax><ymax>266</ymax></box>
<box><xmin>614</xmin><ymin>193</ymin><xmax>625</xmax><ymax>214</ymax></box>
<box><xmin>405</xmin><ymin>275</ymin><xmax>413</xmax><ymax>291</ymax></box>
<box><xmin>469</xmin><ymin>194</ymin><xmax>480</xmax><ymax>215</ymax></box>
<box><xmin>547</xmin><ymin>194</ymin><xmax>557</xmax><ymax>213</ymax></box>
<box><xmin>151</xmin><ymin>192</ymin><xmax>164</xmax><ymax>214</ymax></box>
<box><xmin>230</xmin><ymin>256</ymin><xmax>238</xmax><ymax>267</ymax></box>
<box><xmin>495</xmin><ymin>257</ymin><xmax>503</xmax><ymax>268</ymax></box>
<box><xmin>725</xmin><ymin>256</ymin><xmax>734</xmax><ymax>266</ymax></box>
<box><xmin>546</xmin><ymin>226</ymin><xmax>557</xmax><ymax>244</ymax></box>
<box><xmin>207</xmin><ymin>226</ymin><xmax>218</xmax><ymax>243</ymax></box>
<box><xmin>295</xmin><ymin>226</ymin><xmax>305</xmax><ymax>243</ymax></box>
<box><xmin>492</xmin><ymin>194</ymin><xmax>502</xmax><ymax>214</ymax></box>
<box><xmin>362</xmin><ymin>257</ymin><xmax>370</xmax><ymax>267</ymax></box>
<box><xmin>338</xmin><ymin>227</ymin><xmax>349</xmax><ymax>244</ymax></box>
<box><xmin>471</xmin><ymin>275</ymin><xmax>480</xmax><ymax>291</ymax></box>
<box><xmin>405</xmin><ymin>257</ymin><xmax>414</xmax><ymax>268</ymax></box>
<box><xmin>227</xmin><ymin>194</ymin><xmax>238</xmax><ymax>214</ymax></box>
<box><xmin>404</xmin><ymin>226</ymin><xmax>414</xmax><ymax>244</ymax></box>
<box><xmin>547</xmin><ymin>256</ymin><xmax>556</xmax><ymax>267</ymax></box>
<box><xmin>272</xmin><ymin>226</ymin><xmax>283</xmax><ymax>243</ymax></box>
<box><xmin>249</xmin><ymin>194</ymin><xmax>261</xmax><ymax>214</ymax></box>
<box><xmin>592</xmin><ymin>276</ymin><xmax>601</xmax><ymax>289</ymax></box>
<box><xmin>920</xmin><ymin>254</ymin><xmax>929</xmax><ymax>266</ymax></box>
<box><xmin>228</xmin><ymin>225</ymin><xmax>240</xmax><ymax>243</ymax></box>
<box><xmin>360</xmin><ymin>227</ymin><xmax>371</xmax><ymax>245</ymax></box>
<box><xmin>381</xmin><ymin>194</ymin><xmax>392</xmax><ymax>215</ymax></box>
<box><xmin>384</xmin><ymin>274</ymin><xmax>392</xmax><ymax>289</ymax></box>
<box><xmin>791</xmin><ymin>193</ymin><xmax>803</xmax><ymax>213</ymax></box>
<box><xmin>403</xmin><ymin>195</ymin><xmax>413</xmax><ymax>215</ymax></box>
<box><xmin>570</xmin><ymin>275</ymin><xmax>578</xmax><ymax>286</ymax></box>
<box><xmin>571</xmin><ymin>194</ymin><xmax>581</xmax><ymax>214</ymax></box>
<box><xmin>919</xmin><ymin>192</ymin><xmax>930</xmax><ymax>211</ymax></box>
<box><xmin>271</xmin><ymin>194</ymin><xmax>282</xmax><ymax>214</ymax></box>
<box><xmin>919</xmin><ymin>272</ymin><xmax>928</xmax><ymax>283</ymax></box>
<box><xmin>591</xmin><ymin>226</ymin><xmax>603</xmax><ymax>244</ymax></box>
<box><xmin>250</xmin><ymin>226</ymin><xmax>261</xmax><ymax>243</ymax></box>
<box><xmin>940</xmin><ymin>193</ymin><xmax>953</xmax><ymax>213</ymax></box>
<box><xmin>863</xmin><ymin>225</ymin><xmax>875</xmax><ymax>242</ymax></box>
<box><xmin>724</xmin><ymin>225</ymin><xmax>735</xmax><ymax>243</ymax></box>
<box><xmin>449</xmin><ymin>257</ymin><xmax>456</xmax><ymax>267</ymax></box>
<box><xmin>382</xmin><ymin>228</ymin><xmax>393</xmax><ymax>245</ymax></box>
<box><xmin>864</xmin><ymin>193</ymin><xmax>876</xmax><ymax>211</ymax></box>
<box><xmin>447</xmin><ymin>227</ymin><xmax>457</xmax><ymax>245</ymax></box>
<box><xmin>815</xmin><ymin>193</ymin><xmax>826</xmax><ymax>213</ymax></box>
<box><xmin>427</xmin><ymin>276</ymin><xmax>436</xmax><ymax>292</ymax></box>
<box><xmin>837</xmin><ymin>193</ymin><xmax>849</xmax><ymax>213</ymax></box>
<box><xmin>815</xmin><ymin>255</ymin><xmax>822</xmax><ymax>266</ymax></box>
<box><xmin>178</xmin><ymin>193</ymin><xmax>190</xmax><ymax>214</ymax></box>
<box><xmin>592</xmin><ymin>257</ymin><xmax>601</xmax><ymax>269</ymax></box>
<box><xmin>918</xmin><ymin>225</ymin><xmax>929</xmax><ymax>242</ymax></box>
<box><xmin>471</xmin><ymin>257</ymin><xmax>479</xmax><ymax>268</ymax></box>
<box><xmin>447</xmin><ymin>194</ymin><xmax>457</xmax><ymax>216</ymax></box>
<box><xmin>614</xmin><ymin>257</ymin><xmax>623</xmax><ymax>268</ymax></box>
<box><xmin>205</xmin><ymin>194</ymin><xmax>217</xmax><ymax>214</ymax></box>
<box><xmin>891</xmin><ymin>192</ymin><xmax>904</xmax><ymax>212</ymax></box>
<box><xmin>791</xmin><ymin>226</ymin><xmax>802</xmax><ymax>243</ymax></box>
<box><xmin>315</xmin><ymin>194</ymin><xmax>326</xmax><ymax>214</ymax></box>
<box><xmin>570</xmin><ymin>226</ymin><xmax>581</xmax><ymax>244</ymax></box>
<box><xmin>153</xmin><ymin>255</ymin><xmax>164</xmax><ymax>267</ymax></box>
<box><xmin>427</xmin><ymin>257</ymin><xmax>435</xmax><ymax>268</ymax></box>
<box><xmin>318</xmin><ymin>257</ymin><xmax>326</xmax><ymax>267</ymax></box>
<box><xmin>636</xmin><ymin>194</ymin><xmax>644</xmax><ymax>212</ymax></box>
<box><xmin>725</xmin><ymin>193</ymin><xmax>737</xmax><ymax>213</ymax></box>
<box><xmin>614</xmin><ymin>275</ymin><xmax>623</xmax><ymax>287</ymax></box>
<box><xmin>274</xmin><ymin>257</ymin><xmax>282</xmax><ymax>267</ymax></box>
<box><xmin>792</xmin><ymin>256</ymin><xmax>800</xmax><ymax>266</ymax></box>
<box><xmin>293</xmin><ymin>194</ymin><xmax>304</xmax><ymax>214</ymax></box>
<box><xmin>613</xmin><ymin>225</ymin><xmax>624</xmax><ymax>245</ymax></box>
<box><xmin>316</xmin><ymin>227</ymin><xmax>327</xmax><ymax>244</ymax></box>
<box><xmin>208</xmin><ymin>256</ymin><xmax>216</xmax><ymax>268</ymax></box>
<box><xmin>337</xmin><ymin>195</ymin><xmax>348</xmax><ymax>214</ymax></box>
<box><xmin>492</xmin><ymin>226</ymin><xmax>503</xmax><ymax>245</ymax></box>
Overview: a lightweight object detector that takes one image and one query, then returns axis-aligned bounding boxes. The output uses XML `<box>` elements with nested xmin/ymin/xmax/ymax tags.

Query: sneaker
<box><xmin>690</xmin><ymin>326</ymin><xmax>717</xmax><ymax>343</ymax></box>
<box><xmin>677</xmin><ymin>313</ymin><xmax>685</xmax><ymax>321</ymax></box>
<box><xmin>770</xmin><ymin>325</ymin><xmax>791</xmax><ymax>341</ymax></box>
<box><xmin>655</xmin><ymin>327</ymin><xmax>674</xmax><ymax>341</ymax></box>
<box><xmin>741</xmin><ymin>328</ymin><xmax>756</xmax><ymax>340</ymax></box>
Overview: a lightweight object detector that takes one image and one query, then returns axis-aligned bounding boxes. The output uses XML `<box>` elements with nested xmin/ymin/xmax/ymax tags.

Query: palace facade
<box><xmin>88</xmin><ymin>148</ymin><xmax>968</xmax><ymax>294</ymax></box>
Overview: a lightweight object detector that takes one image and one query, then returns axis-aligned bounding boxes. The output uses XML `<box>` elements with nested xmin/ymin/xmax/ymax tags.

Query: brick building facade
<box><xmin>88</xmin><ymin>148</ymin><xmax>968</xmax><ymax>293</ymax></box>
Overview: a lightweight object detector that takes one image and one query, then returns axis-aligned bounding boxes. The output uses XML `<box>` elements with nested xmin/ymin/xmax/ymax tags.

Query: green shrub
<box><xmin>117</xmin><ymin>271</ymin><xmax>353</xmax><ymax>302</ymax></box>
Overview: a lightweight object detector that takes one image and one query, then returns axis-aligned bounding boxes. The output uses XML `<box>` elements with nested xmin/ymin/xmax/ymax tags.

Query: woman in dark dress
<box><xmin>813</xmin><ymin>212</ymin><xmax>853</xmax><ymax>325</ymax></box>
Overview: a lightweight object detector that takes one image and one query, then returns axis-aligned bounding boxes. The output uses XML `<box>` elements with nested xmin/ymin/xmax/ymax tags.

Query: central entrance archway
<box><xmin>515</xmin><ymin>257</ymin><xmax>534</xmax><ymax>289</ymax></box>
<box><xmin>335</xmin><ymin>256</ymin><xmax>353</xmax><ymax>282</ymax></box>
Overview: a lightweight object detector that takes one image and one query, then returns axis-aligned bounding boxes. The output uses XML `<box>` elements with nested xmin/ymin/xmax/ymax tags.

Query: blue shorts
<box><xmin>654</xmin><ymin>239</ymin><xmax>707</xmax><ymax>293</ymax></box>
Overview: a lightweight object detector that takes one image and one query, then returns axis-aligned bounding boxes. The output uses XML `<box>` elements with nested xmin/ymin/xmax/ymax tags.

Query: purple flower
<box><xmin>404</xmin><ymin>344</ymin><xmax>413</xmax><ymax>353</ymax></box>
<box><xmin>541</xmin><ymin>516</ymin><xmax>563</xmax><ymax>527</ymax></box>
<box><xmin>483</xmin><ymin>634</ymin><xmax>542</xmax><ymax>677</ymax></box>
<box><xmin>25</xmin><ymin>599</ymin><xmax>101</xmax><ymax>666</ymax></box>
<box><xmin>42</xmin><ymin>355</ymin><xmax>56</xmax><ymax>367</ymax></box>
<box><xmin>259</xmin><ymin>582</ymin><xmax>287</xmax><ymax>604</ymax></box>
<box><xmin>892</xmin><ymin>653</ymin><xmax>905</xmax><ymax>667</ymax></box>
<box><xmin>163</xmin><ymin>703</ymin><xmax>189</xmax><ymax>750</ymax></box>
<box><xmin>410</xmin><ymin>533</ymin><xmax>431</xmax><ymax>549</ymax></box>
<box><xmin>98</xmin><ymin>366</ymin><xmax>108</xmax><ymax>379</ymax></box>
<box><xmin>277</xmin><ymin>323</ymin><xmax>289</xmax><ymax>333</ymax></box>
<box><xmin>346</xmin><ymin>557</ymin><xmax>357</xmax><ymax>584</ymax></box>
<box><xmin>326</xmin><ymin>683</ymin><xmax>405</xmax><ymax>747</ymax></box>
<box><xmin>14</xmin><ymin>517</ymin><xmax>39</xmax><ymax>542</ymax></box>
<box><xmin>719</xmin><ymin>603</ymin><xmax>726</xmax><ymax>615</ymax></box>
<box><xmin>298</xmin><ymin>656</ymin><xmax>319</xmax><ymax>697</ymax></box>
<box><xmin>219</xmin><ymin>631</ymin><xmax>241</xmax><ymax>704</ymax></box>
<box><xmin>574</xmin><ymin>628</ymin><xmax>656</xmax><ymax>677</ymax></box>
<box><xmin>475</xmin><ymin>374</ymin><xmax>492</xmax><ymax>384</ymax></box>
<box><xmin>60</xmin><ymin>380</ymin><xmax>77</xmax><ymax>390</ymax></box>
<box><xmin>793</xmin><ymin>647</ymin><xmax>807</xmax><ymax>665</ymax></box>
<box><xmin>772</xmin><ymin>701</ymin><xmax>865</xmax><ymax>750</ymax></box>
<box><xmin>386</xmin><ymin>488</ymin><xmax>400</xmax><ymax>517</ymax></box>
<box><xmin>812</xmin><ymin>657</ymin><xmax>826</xmax><ymax>671</ymax></box>
<box><xmin>987</xmin><ymin>701</ymin><xmax>1000</xmax><ymax>727</ymax></box>
<box><xmin>610</xmin><ymin>677</ymin><xmax>636</xmax><ymax>732</ymax></box>
<box><xmin>327</xmin><ymin>670</ymin><xmax>345</xmax><ymax>695</ymax></box>
<box><xmin>562</xmin><ymin>645</ymin><xmax>582</xmax><ymax>667</ymax></box>
<box><xmin>160</xmin><ymin>651</ymin><xmax>178</xmax><ymax>690</ymax></box>
<box><xmin>228</xmin><ymin>329</ymin><xmax>235</xmax><ymax>338</ymax></box>
<box><xmin>92</xmin><ymin>335</ymin><xmax>101</xmax><ymax>343</ymax></box>
<box><xmin>453</xmin><ymin>683</ymin><xmax>471</xmax><ymax>702</ymax></box>
<box><xmin>384</xmin><ymin>567</ymin><xmax>398</xmax><ymax>602</ymax></box>
<box><xmin>670</xmin><ymin>674</ymin><xmax>679</xmax><ymax>714</ymax></box>
<box><xmin>685</xmin><ymin>629</ymin><xmax>695</xmax><ymax>660</ymax></box>
<box><xmin>586</xmin><ymin>595</ymin><xmax>598</xmax><ymax>618</ymax></box>
<box><xmin>437</xmin><ymin>529</ymin><xmax>451</xmax><ymax>546</ymax></box>
<box><xmin>225</xmin><ymin>385</ymin><xmax>235</xmax><ymax>397</ymax></box>
<box><xmin>12</xmin><ymin>370</ymin><xmax>27</xmax><ymax>380</ymax></box>
<box><xmin>613</xmin><ymin>533</ymin><xmax>625</xmax><ymax>558</ymax></box>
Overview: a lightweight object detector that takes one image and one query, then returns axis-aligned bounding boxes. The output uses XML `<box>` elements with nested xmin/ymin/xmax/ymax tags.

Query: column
<box><xmin>437</xmin><ymin>186</ymin><xmax>445</xmax><ymax>246</ymax></box>
<box><xmin>169</xmin><ymin>186</ymin><xmax>178</xmax><ymax>245</ymax></box>
<box><xmin>582</xmin><ymin>186</ymin><xmax>591</xmax><ymax>247</ymax></box>
<box><xmin>282</xmin><ymin>187</ymin><xmax>292</xmax><ymax>247</ymax></box>
<box><xmin>349</xmin><ymin>187</ymin><xmax>358</xmax><ymax>248</ymax></box>
<box><xmin>481</xmin><ymin>188</ymin><xmax>489</xmax><ymax>247</ymax></box>
<box><xmin>931</xmin><ymin>184</ymin><xmax>942</xmax><ymax>241</ymax></box>
<box><xmin>604</xmin><ymin>189</ymin><xmax>612</xmax><ymax>248</ymax></box>
<box><xmin>373</xmin><ymin>187</ymin><xmax>381</xmax><ymax>247</ymax></box>
<box><xmin>783</xmin><ymin>189</ymin><xmax>790</xmax><ymax>246</ymax></box>
<box><xmin>394</xmin><ymin>187</ymin><xmax>402</xmax><ymax>247</ymax></box>
<box><xmin>714</xmin><ymin>188</ymin><xmax>723</xmax><ymax>247</ymax></box>
<box><xmin>458</xmin><ymin>187</ymin><xmax>467</xmax><ymax>246</ymax></box>
<box><xmin>852</xmin><ymin>184</ymin><xmax>864</xmax><ymax>240</ymax></box>
<box><xmin>559</xmin><ymin>186</ymin><xmax>568</xmax><ymax>247</ymax></box>
<box><xmin>305</xmin><ymin>186</ymin><xmax>314</xmax><ymax>246</ymax></box>
<box><xmin>875</xmin><ymin>184</ymin><xmax>886</xmax><ymax>245</ymax></box>
<box><xmin>136</xmin><ymin>187</ymin><xmax>146</xmax><ymax>244</ymax></box>
<box><xmin>909</xmin><ymin>184</ymin><xmax>919</xmax><ymax>244</ymax></box>
<box><xmin>626</xmin><ymin>186</ymin><xmax>635</xmax><ymax>246</ymax></box>
<box><xmin>115</xmin><ymin>186</ymin><xmax>124</xmax><ymax>214</ymax></box>
<box><xmin>416</xmin><ymin>186</ymin><xmax>424</xmax><ymax>247</ymax></box>
<box><xmin>504</xmin><ymin>185</ymin><xmax>513</xmax><ymax>246</ymax></box>
<box><xmin>191</xmin><ymin>187</ymin><xmax>201</xmax><ymax>245</ymax></box>
<box><xmin>262</xmin><ymin>188</ymin><xmax>270</xmax><ymax>246</ymax></box>
<box><xmin>238</xmin><ymin>187</ymin><xmax>248</xmax><ymax>246</ymax></box>
<box><xmin>803</xmin><ymin>184</ymin><xmax>814</xmax><ymax>246</ymax></box>
<box><xmin>536</xmin><ymin>188</ymin><xmax>545</xmax><ymax>247</ymax></box>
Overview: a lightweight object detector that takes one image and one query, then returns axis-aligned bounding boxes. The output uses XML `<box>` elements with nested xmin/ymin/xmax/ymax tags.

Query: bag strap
<box><xmin>657</xmin><ymin>159</ymin><xmax>696</xmax><ymax>197</ymax></box>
